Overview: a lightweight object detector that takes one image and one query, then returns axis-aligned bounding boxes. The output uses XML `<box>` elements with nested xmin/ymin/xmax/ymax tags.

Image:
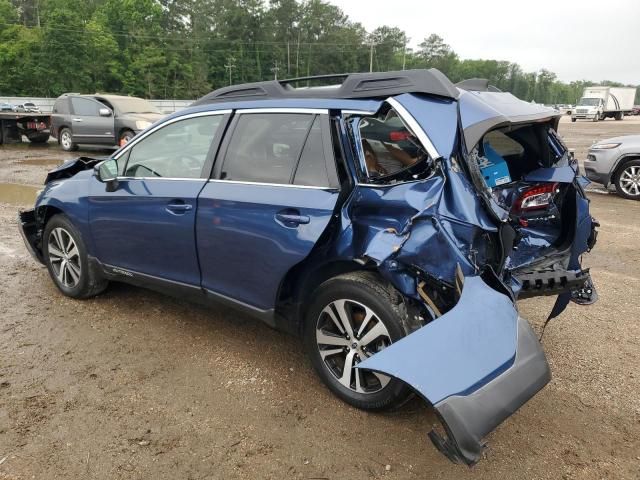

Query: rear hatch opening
<box><xmin>466</xmin><ymin>122</ymin><xmax>595</xmax><ymax>298</ymax></box>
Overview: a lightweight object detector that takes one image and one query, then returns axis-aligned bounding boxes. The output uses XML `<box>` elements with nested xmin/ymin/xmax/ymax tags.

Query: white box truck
<box><xmin>571</xmin><ymin>86</ymin><xmax>636</xmax><ymax>122</ymax></box>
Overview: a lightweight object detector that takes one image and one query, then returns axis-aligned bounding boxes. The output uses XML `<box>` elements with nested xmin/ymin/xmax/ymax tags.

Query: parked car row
<box><xmin>0</xmin><ymin>101</ymin><xmax>41</xmax><ymax>113</ymax></box>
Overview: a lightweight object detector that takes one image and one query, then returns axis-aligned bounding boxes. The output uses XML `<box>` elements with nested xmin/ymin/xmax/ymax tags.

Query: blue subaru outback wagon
<box><xmin>19</xmin><ymin>70</ymin><xmax>598</xmax><ymax>465</ymax></box>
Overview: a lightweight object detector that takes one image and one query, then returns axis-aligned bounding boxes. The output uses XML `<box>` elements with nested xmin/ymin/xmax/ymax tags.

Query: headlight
<box><xmin>135</xmin><ymin>120</ymin><xmax>152</xmax><ymax>130</ymax></box>
<box><xmin>590</xmin><ymin>143</ymin><xmax>621</xmax><ymax>150</ymax></box>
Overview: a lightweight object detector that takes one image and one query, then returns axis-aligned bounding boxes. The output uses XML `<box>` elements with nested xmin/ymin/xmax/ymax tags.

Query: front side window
<box><xmin>221</xmin><ymin>113</ymin><xmax>315</xmax><ymax>184</ymax></box>
<box><xmin>71</xmin><ymin>98</ymin><xmax>101</xmax><ymax>116</ymax></box>
<box><xmin>357</xmin><ymin>107</ymin><xmax>432</xmax><ymax>183</ymax></box>
<box><xmin>123</xmin><ymin>115</ymin><xmax>222</xmax><ymax>179</ymax></box>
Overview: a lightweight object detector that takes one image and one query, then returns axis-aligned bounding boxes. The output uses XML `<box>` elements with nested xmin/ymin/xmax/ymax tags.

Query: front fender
<box><xmin>357</xmin><ymin>275</ymin><xmax>550</xmax><ymax>465</ymax></box>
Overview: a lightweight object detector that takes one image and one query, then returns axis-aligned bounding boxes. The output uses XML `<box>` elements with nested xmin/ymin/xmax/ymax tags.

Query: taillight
<box><xmin>513</xmin><ymin>183</ymin><xmax>559</xmax><ymax>212</ymax></box>
<box><xmin>389</xmin><ymin>131</ymin><xmax>411</xmax><ymax>142</ymax></box>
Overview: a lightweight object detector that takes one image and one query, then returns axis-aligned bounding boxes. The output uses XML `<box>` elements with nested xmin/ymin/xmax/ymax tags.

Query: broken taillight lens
<box><xmin>513</xmin><ymin>183</ymin><xmax>559</xmax><ymax>212</ymax></box>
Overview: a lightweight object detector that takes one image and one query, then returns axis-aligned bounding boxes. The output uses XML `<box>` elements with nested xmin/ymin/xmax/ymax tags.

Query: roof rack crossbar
<box><xmin>280</xmin><ymin>73</ymin><xmax>350</xmax><ymax>85</ymax></box>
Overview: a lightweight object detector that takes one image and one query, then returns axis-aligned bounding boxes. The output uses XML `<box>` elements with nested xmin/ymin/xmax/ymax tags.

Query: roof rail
<box><xmin>192</xmin><ymin>69</ymin><xmax>460</xmax><ymax>105</ymax></box>
<box><xmin>455</xmin><ymin>78</ymin><xmax>502</xmax><ymax>93</ymax></box>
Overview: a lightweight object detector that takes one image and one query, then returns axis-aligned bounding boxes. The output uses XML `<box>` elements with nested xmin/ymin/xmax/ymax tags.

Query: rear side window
<box><xmin>53</xmin><ymin>98</ymin><xmax>69</xmax><ymax>114</ymax></box>
<box><xmin>292</xmin><ymin>116</ymin><xmax>331</xmax><ymax>187</ymax></box>
<box><xmin>71</xmin><ymin>98</ymin><xmax>100</xmax><ymax>116</ymax></box>
<box><xmin>220</xmin><ymin>113</ymin><xmax>314</xmax><ymax>184</ymax></box>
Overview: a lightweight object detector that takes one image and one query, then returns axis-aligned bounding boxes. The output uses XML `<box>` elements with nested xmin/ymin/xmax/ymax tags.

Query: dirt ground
<box><xmin>0</xmin><ymin>116</ymin><xmax>639</xmax><ymax>479</ymax></box>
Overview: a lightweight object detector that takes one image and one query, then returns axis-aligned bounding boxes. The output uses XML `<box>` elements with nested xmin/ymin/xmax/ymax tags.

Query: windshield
<box><xmin>579</xmin><ymin>98</ymin><xmax>601</xmax><ymax>107</ymax></box>
<box><xmin>103</xmin><ymin>97</ymin><xmax>160</xmax><ymax>115</ymax></box>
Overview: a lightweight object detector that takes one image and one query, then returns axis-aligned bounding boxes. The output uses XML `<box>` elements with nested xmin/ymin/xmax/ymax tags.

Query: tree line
<box><xmin>1</xmin><ymin>0</ymin><xmax>638</xmax><ymax>104</ymax></box>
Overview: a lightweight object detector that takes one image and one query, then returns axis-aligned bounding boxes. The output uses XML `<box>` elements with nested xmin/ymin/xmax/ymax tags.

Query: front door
<box><xmin>89</xmin><ymin>112</ymin><xmax>227</xmax><ymax>286</ymax></box>
<box><xmin>197</xmin><ymin>110</ymin><xmax>340</xmax><ymax>310</ymax></box>
<box><xmin>70</xmin><ymin>97</ymin><xmax>115</xmax><ymax>145</ymax></box>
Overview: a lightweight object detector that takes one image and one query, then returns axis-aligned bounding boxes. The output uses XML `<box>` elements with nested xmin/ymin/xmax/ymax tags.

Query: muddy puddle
<box><xmin>0</xmin><ymin>183</ymin><xmax>40</xmax><ymax>206</ymax></box>
<box><xmin>16</xmin><ymin>157</ymin><xmax>61</xmax><ymax>167</ymax></box>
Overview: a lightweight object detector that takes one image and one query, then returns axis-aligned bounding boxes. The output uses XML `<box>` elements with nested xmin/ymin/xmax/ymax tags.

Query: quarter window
<box><xmin>293</xmin><ymin>116</ymin><xmax>331</xmax><ymax>187</ymax></box>
<box><xmin>123</xmin><ymin>115</ymin><xmax>222</xmax><ymax>179</ymax></box>
<box><xmin>71</xmin><ymin>97</ymin><xmax>101</xmax><ymax>116</ymax></box>
<box><xmin>358</xmin><ymin>107</ymin><xmax>430</xmax><ymax>180</ymax></box>
<box><xmin>221</xmin><ymin>113</ymin><xmax>315</xmax><ymax>184</ymax></box>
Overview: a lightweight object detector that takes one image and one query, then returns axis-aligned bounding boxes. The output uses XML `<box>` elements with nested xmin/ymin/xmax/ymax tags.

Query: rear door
<box><xmin>197</xmin><ymin>109</ymin><xmax>340</xmax><ymax>311</ymax></box>
<box><xmin>89</xmin><ymin>111</ymin><xmax>228</xmax><ymax>286</ymax></box>
<box><xmin>70</xmin><ymin>97</ymin><xmax>115</xmax><ymax>145</ymax></box>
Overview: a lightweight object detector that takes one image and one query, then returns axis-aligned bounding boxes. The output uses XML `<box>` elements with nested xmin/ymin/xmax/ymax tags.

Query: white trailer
<box><xmin>572</xmin><ymin>86</ymin><xmax>636</xmax><ymax>122</ymax></box>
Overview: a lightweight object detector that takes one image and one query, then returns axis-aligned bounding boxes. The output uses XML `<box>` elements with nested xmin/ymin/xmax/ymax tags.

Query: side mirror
<box><xmin>99</xmin><ymin>108</ymin><xmax>112</xmax><ymax>117</ymax></box>
<box><xmin>94</xmin><ymin>159</ymin><xmax>119</xmax><ymax>192</ymax></box>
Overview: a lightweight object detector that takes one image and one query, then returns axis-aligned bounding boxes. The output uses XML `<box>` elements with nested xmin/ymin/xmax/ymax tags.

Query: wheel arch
<box><xmin>611</xmin><ymin>153</ymin><xmax>640</xmax><ymax>182</ymax></box>
<box><xmin>275</xmin><ymin>259</ymin><xmax>378</xmax><ymax>336</ymax></box>
<box><xmin>117</xmin><ymin>127</ymin><xmax>135</xmax><ymax>141</ymax></box>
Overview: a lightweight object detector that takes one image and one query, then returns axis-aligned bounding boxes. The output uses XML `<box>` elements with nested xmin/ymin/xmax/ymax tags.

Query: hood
<box><xmin>44</xmin><ymin>156</ymin><xmax>106</xmax><ymax>184</ymax></box>
<box><xmin>119</xmin><ymin>112</ymin><xmax>164</xmax><ymax>123</ymax></box>
<box><xmin>591</xmin><ymin>134</ymin><xmax>640</xmax><ymax>147</ymax></box>
<box><xmin>458</xmin><ymin>90</ymin><xmax>561</xmax><ymax>151</ymax></box>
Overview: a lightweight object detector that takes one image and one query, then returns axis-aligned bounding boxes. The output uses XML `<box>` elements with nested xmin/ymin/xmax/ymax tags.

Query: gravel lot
<box><xmin>0</xmin><ymin>116</ymin><xmax>639</xmax><ymax>479</ymax></box>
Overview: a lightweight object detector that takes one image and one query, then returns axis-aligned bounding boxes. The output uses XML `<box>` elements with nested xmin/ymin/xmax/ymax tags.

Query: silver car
<box><xmin>583</xmin><ymin>135</ymin><xmax>640</xmax><ymax>199</ymax></box>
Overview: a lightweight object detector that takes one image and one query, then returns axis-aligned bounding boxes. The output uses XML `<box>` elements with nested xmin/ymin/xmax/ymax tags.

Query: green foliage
<box><xmin>0</xmin><ymin>0</ymin><xmax>636</xmax><ymax>103</ymax></box>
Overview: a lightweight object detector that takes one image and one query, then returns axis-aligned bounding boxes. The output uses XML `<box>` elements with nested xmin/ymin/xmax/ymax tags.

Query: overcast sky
<box><xmin>328</xmin><ymin>0</ymin><xmax>640</xmax><ymax>84</ymax></box>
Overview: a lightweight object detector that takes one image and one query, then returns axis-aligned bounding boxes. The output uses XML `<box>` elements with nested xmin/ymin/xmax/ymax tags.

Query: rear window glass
<box><xmin>53</xmin><ymin>98</ymin><xmax>69</xmax><ymax>114</ymax></box>
<box><xmin>221</xmin><ymin>113</ymin><xmax>314</xmax><ymax>184</ymax></box>
<box><xmin>293</xmin><ymin>116</ymin><xmax>331</xmax><ymax>187</ymax></box>
<box><xmin>358</xmin><ymin>108</ymin><xmax>431</xmax><ymax>181</ymax></box>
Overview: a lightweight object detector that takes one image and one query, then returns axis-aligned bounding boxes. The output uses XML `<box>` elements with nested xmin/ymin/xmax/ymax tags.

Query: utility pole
<box><xmin>224</xmin><ymin>57</ymin><xmax>236</xmax><ymax>86</ymax></box>
<box><xmin>402</xmin><ymin>42</ymin><xmax>407</xmax><ymax>70</ymax></box>
<box><xmin>368</xmin><ymin>39</ymin><xmax>376</xmax><ymax>73</ymax></box>
<box><xmin>271</xmin><ymin>60</ymin><xmax>280</xmax><ymax>80</ymax></box>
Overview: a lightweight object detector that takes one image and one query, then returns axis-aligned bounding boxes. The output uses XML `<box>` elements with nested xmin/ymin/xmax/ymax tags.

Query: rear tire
<box><xmin>615</xmin><ymin>111</ymin><xmax>624</xmax><ymax>121</ymax></box>
<box><xmin>43</xmin><ymin>214</ymin><xmax>108</xmax><ymax>298</ymax></box>
<box><xmin>26</xmin><ymin>132</ymin><xmax>50</xmax><ymax>144</ymax></box>
<box><xmin>614</xmin><ymin>160</ymin><xmax>640</xmax><ymax>200</ymax></box>
<box><xmin>59</xmin><ymin>128</ymin><xmax>78</xmax><ymax>151</ymax></box>
<box><xmin>303</xmin><ymin>271</ymin><xmax>413</xmax><ymax>411</ymax></box>
<box><xmin>571</xmin><ymin>117</ymin><xmax>577</xmax><ymax>122</ymax></box>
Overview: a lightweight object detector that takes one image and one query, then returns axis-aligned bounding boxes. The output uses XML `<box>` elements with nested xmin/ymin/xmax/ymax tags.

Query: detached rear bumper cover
<box><xmin>357</xmin><ymin>276</ymin><xmax>551</xmax><ymax>465</ymax></box>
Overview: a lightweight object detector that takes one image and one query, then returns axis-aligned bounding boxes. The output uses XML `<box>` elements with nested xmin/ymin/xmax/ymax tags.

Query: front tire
<box><xmin>614</xmin><ymin>160</ymin><xmax>640</xmax><ymax>200</ymax></box>
<box><xmin>43</xmin><ymin>214</ymin><xmax>108</xmax><ymax>298</ymax></box>
<box><xmin>303</xmin><ymin>272</ymin><xmax>413</xmax><ymax>411</ymax></box>
<box><xmin>59</xmin><ymin>128</ymin><xmax>78</xmax><ymax>151</ymax></box>
<box><xmin>119</xmin><ymin>130</ymin><xmax>135</xmax><ymax>146</ymax></box>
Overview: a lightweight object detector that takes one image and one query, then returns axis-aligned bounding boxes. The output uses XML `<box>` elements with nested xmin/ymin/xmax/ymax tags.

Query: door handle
<box><xmin>275</xmin><ymin>210</ymin><xmax>310</xmax><ymax>227</ymax></box>
<box><xmin>72</xmin><ymin>118</ymin><xmax>83</xmax><ymax>122</ymax></box>
<box><xmin>166</xmin><ymin>200</ymin><xmax>193</xmax><ymax>214</ymax></box>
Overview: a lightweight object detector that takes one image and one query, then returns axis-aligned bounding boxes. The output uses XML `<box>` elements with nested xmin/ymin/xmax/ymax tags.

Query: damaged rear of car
<box><xmin>326</xmin><ymin>80</ymin><xmax>598</xmax><ymax>465</ymax></box>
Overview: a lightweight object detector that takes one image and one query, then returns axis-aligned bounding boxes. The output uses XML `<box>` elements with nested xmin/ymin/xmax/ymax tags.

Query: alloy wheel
<box><xmin>61</xmin><ymin>131</ymin><xmax>72</xmax><ymax>150</ymax></box>
<box><xmin>48</xmin><ymin>227</ymin><xmax>81</xmax><ymax>288</ymax></box>
<box><xmin>315</xmin><ymin>299</ymin><xmax>392</xmax><ymax>394</ymax></box>
<box><xmin>619</xmin><ymin>165</ymin><xmax>640</xmax><ymax>197</ymax></box>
